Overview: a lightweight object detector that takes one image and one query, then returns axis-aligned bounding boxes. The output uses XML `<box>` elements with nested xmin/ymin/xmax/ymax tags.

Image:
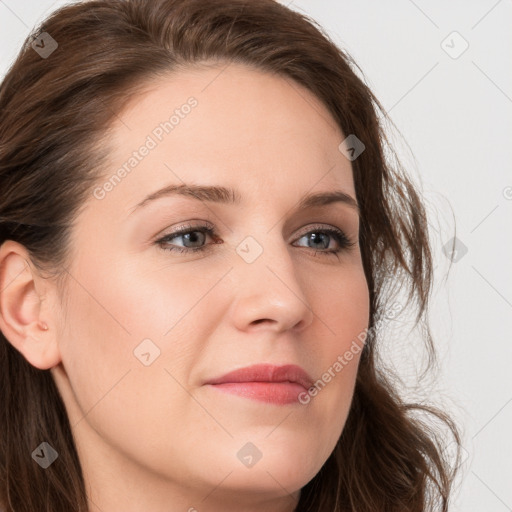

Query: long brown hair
<box><xmin>0</xmin><ymin>1</ymin><xmax>461</xmax><ymax>510</ymax></box>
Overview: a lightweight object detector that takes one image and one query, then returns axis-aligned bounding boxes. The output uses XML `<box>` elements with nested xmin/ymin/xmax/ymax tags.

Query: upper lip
<box><xmin>204</xmin><ymin>364</ymin><xmax>313</xmax><ymax>390</ymax></box>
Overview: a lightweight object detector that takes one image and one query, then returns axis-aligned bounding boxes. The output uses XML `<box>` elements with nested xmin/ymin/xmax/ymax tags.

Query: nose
<box><xmin>228</xmin><ymin>236</ymin><xmax>315</xmax><ymax>334</ymax></box>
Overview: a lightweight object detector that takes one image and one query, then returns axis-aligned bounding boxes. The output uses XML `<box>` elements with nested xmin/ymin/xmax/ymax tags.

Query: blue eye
<box><xmin>155</xmin><ymin>223</ymin><xmax>218</xmax><ymax>254</ymax></box>
<box><xmin>155</xmin><ymin>223</ymin><xmax>356</xmax><ymax>257</ymax></box>
<box><xmin>294</xmin><ymin>227</ymin><xmax>355</xmax><ymax>255</ymax></box>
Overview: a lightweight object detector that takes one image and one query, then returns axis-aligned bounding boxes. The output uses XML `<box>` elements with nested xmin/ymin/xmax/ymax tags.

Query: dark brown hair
<box><xmin>0</xmin><ymin>1</ymin><xmax>461</xmax><ymax>510</ymax></box>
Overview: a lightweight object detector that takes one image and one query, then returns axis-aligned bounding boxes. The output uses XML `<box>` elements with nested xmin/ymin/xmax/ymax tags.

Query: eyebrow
<box><xmin>128</xmin><ymin>183</ymin><xmax>360</xmax><ymax>216</ymax></box>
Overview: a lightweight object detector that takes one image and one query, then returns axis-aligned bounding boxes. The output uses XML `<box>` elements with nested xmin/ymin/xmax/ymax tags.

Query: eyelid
<box><xmin>154</xmin><ymin>220</ymin><xmax>357</xmax><ymax>260</ymax></box>
<box><xmin>156</xmin><ymin>220</ymin><xmax>351</xmax><ymax>242</ymax></box>
<box><xmin>292</xmin><ymin>222</ymin><xmax>355</xmax><ymax>242</ymax></box>
<box><xmin>154</xmin><ymin>219</ymin><xmax>215</xmax><ymax>240</ymax></box>
<box><xmin>294</xmin><ymin>222</ymin><xmax>342</xmax><ymax>237</ymax></box>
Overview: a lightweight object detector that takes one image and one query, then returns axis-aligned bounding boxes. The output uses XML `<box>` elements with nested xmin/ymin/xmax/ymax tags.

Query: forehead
<box><xmin>95</xmin><ymin>62</ymin><xmax>354</xmax><ymax>214</ymax></box>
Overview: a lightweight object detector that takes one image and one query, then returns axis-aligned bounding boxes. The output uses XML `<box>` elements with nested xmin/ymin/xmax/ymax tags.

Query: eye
<box><xmin>292</xmin><ymin>224</ymin><xmax>356</xmax><ymax>257</ymax></box>
<box><xmin>154</xmin><ymin>222</ymin><xmax>356</xmax><ymax>257</ymax></box>
<box><xmin>155</xmin><ymin>222</ymin><xmax>219</xmax><ymax>254</ymax></box>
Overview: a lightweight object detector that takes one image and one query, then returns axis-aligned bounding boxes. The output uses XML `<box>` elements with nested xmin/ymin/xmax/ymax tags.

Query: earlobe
<box><xmin>0</xmin><ymin>240</ymin><xmax>61</xmax><ymax>369</ymax></box>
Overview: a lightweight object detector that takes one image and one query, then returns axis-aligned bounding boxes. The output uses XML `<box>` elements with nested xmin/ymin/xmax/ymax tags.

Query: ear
<box><xmin>0</xmin><ymin>240</ymin><xmax>61</xmax><ymax>369</ymax></box>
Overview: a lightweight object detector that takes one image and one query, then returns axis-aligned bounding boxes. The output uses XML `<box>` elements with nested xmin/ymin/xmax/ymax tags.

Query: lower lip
<box><xmin>207</xmin><ymin>382</ymin><xmax>307</xmax><ymax>405</ymax></box>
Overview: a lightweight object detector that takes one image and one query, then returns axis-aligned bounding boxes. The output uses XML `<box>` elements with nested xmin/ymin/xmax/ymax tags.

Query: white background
<box><xmin>1</xmin><ymin>1</ymin><xmax>511</xmax><ymax>510</ymax></box>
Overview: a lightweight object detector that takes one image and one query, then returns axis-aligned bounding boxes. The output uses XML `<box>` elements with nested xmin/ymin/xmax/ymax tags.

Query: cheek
<box><xmin>319</xmin><ymin>263</ymin><xmax>370</xmax><ymax>357</ymax></box>
<box><xmin>303</xmin><ymin>265</ymin><xmax>369</xmax><ymax>437</ymax></box>
<box><xmin>56</xmin><ymin>266</ymin><xmax>201</xmax><ymax>467</ymax></box>
<box><xmin>56</xmin><ymin>278</ymin><xmax>133</xmax><ymax>417</ymax></box>
<box><xmin>96</xmin><ymin>256</ymin><xmax>216</xmax><ymax>338</ymax></box>
<box><xmin>56</xmin><ymin>255</ymin><xmax>214</xmax><ymax>412</ymax></box>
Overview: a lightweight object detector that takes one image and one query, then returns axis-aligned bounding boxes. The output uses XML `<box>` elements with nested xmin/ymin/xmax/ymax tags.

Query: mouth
<box><xmin>204</xmin><ymin>363</ymin><xmax>313</xmax><ymax>405</ymax></box>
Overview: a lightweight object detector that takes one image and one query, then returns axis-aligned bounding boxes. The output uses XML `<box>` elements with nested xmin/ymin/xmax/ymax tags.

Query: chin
<box><xmin>219</xmin><ymin>445</ymin><xmax>321</xmax><ymax>495</ymax></box>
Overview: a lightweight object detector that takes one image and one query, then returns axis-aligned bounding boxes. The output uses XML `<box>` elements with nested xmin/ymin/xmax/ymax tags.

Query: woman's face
<box><xmin>50</xmin><ymin>62</ymin><xmax>370</xmax><ymax>510</ymax></box>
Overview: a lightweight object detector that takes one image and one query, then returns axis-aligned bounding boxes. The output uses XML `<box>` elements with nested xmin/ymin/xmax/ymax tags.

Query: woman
<box><xmin>0</xmin><ymin>0</ymin><xmax>461</xmax><ymax>511</ymax></box>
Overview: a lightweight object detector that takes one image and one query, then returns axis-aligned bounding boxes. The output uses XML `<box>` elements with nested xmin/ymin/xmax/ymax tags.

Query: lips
<box><xmin>204</xmin><ymin>363</ymin><xmax>313</xmax><ymax>405</ymax></box>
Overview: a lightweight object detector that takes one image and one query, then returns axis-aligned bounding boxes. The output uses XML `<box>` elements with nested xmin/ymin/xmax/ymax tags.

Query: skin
<box><xmin>0</xmin><ymin>62</ymin><xmax>370</xmax><ymax>512</ymax></box>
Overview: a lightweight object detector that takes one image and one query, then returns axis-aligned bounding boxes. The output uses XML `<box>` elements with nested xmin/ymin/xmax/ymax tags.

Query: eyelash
<box><xmin>155</xmin><ymin>222</ymin><xmax>356</xmax><ymax>258</ymax></box>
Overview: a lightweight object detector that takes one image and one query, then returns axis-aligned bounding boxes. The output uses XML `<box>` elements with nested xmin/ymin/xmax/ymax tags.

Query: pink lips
<box><xmin>204</xmin><ymin>364</ymin><xmax>313</xmax><ymax>405</ymax></box>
